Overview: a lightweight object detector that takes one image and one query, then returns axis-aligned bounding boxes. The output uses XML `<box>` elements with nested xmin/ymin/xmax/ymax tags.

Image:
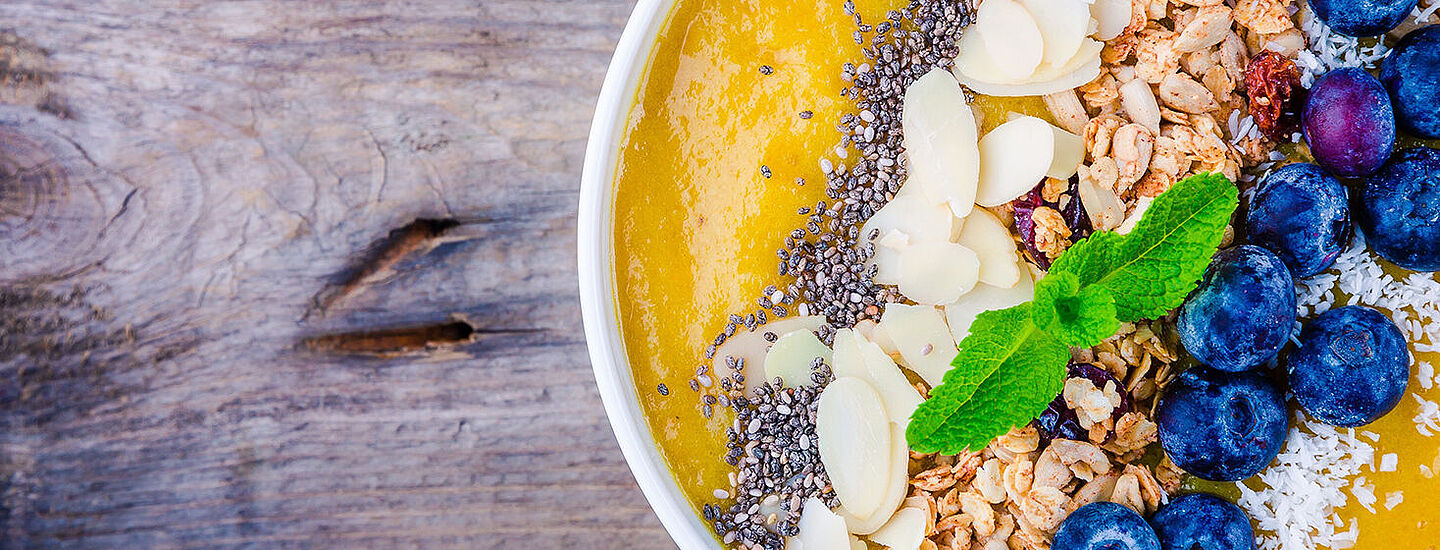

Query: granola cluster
<box><xmin>903</xmin><ymin>320</ymin><xmax>1191</xmax><ymax>550</ymax></box>
<box><xmin>1024</xmin><ymin>0</ymin><xmax>1308</xmax><ymax>265</ymax></box>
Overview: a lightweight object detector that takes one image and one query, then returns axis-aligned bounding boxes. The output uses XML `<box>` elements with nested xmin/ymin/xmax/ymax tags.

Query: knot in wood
<box><xmin>0</xmin><ymin>118</ymin><xmax>117</xmax><ymax>282</ymax></box>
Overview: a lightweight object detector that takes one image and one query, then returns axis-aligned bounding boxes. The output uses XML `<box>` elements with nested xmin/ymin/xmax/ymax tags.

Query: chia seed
<box><xmin>657</xmin><ymin>383</ymin><xmax>670</xmax><ymax>396</ymax></box>
<box><xmin>706</xmin><ymin>379</ymin><xmax>838</xmax><ymax>548</ymax></box>
<box><xmin>692</xmin><ymin>3</ymin><xmax>974</xmax><ymax>545</ymax></box>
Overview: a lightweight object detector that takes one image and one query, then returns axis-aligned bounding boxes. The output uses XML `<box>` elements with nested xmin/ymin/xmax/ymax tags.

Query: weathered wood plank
<box><xmin>0</xmin><ymin>1</ymin><xmax>675</xmax><ymax>547</ymax></box>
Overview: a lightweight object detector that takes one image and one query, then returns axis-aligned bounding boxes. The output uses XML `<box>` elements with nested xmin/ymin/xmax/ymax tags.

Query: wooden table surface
<box><xmin>0</xmin><ymin>1</ymin><xmax>676</xmax><ymax>547</ymax></box>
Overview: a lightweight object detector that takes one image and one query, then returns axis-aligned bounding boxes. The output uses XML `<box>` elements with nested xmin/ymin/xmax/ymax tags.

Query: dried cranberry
<box><xmin>1034</xmin><ymin>396</ymin><xmax>1086</xmax><ymax>443</ymax></box>
<box><xmin>1032</xmin><ymin>363</ymin><xmax>1132</xmax><ymax>444</ymax></box>
<box><xmin>1244</xmin><ymin>51</ymin><xmax>1305</xmax><ymax>142</ymax></box>
<box><xmin>1010</xmin><ymin>178</ymin><xmax>1091</xmax><ymax>270</ymax></box>
<box><xmin>1011</xmin><ymin>189</ymin><xmax>1047</xmax><ymax>268</ymax></box>
<box><xmin>1061</xmin><ymin>176</ymin><xmax>1093</xmax><ymax>239</ymax></box>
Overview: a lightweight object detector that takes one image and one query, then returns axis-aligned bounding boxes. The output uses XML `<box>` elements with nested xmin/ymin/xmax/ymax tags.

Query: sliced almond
<box><xmin>863</xmin><ymin>184</ymin><xmax>958</xmax><ymax>285</ymax></box>
<box><xmin>902</xmin><ymin>69</ymin><xmax>981</xmax><ymax>218</ymax></box>
<box><xmin>854</xmin><ymin>318</ymin><xmax>901</xmax><ymax>356</ymax></box>
<box><xmin>955</xmin><ymin>207</ymin><xmax>1022</xmax><ymax>289</ymax></box>
<box><xmin>955</xmin><ymin>36</ymin><xmax>1103</xmax><ymax>95</ymax></box>
<box><xmin>830</xmin><ymin>328</ymin><xmax>871</xmax><ymax>381</ymax></box>
<box><xmin>1091</xmin><ymin>0</ymin><xmax>1134</xmax><ymax>40</ymax></box>
<box><xmin>896</xmin><ymin>241</ymin><xmax>980</xmax><ymax>305</ymax></box>
<box><xmin>797</xmin><ymin>497</ymin><xmax>850</xmax><ymax>550</ymax></box>
<box><xmin>853</xmin><ymin>336</ymin><xmax>925</xmax><ymax>430</ymax></box>
<box><xmin>1119</xmin><ymin>78</ymin><xmax>1162</xmax><ymax>134</ymax></box>
<box><xmin>1020</xmin><ymin>0</ymin><xmax>1092</xmax><ymax>68</ymax></box>
<box><xmin>1077</xmin><ymin>170</ymin><xmax>1127</xmax><ymax>231</ymax></box>
<box><xmin>1116</xmin><ymin>196</ymin><xmax>1154</xmax><ymax>235</ymax></box>
<box><xmin>1043</xmin><ymin>89</ymin><xmax>1091</xmax><ymax>135</ymax></box>
<box><xmin>839</xmin><ymin>424</ymin><xmax>909</xmax><ymax>535</ymax></box>
<box><xmin>943</xmin><ymin>267</ymin><xmax>1035</xmax><ymax>344</ymax></box>
<box><xmin>869</xmin><ymin>507</ymin><xmax>928</xmax><ymax>550</ymax></box>
<box><xmin>974</xmin><ymin>0</ymin><xmax>1045</xmax><ymax>80</ymax></box>
<box><xmin>817</xmin><ymin>378</ymin><xmax>892</xmax><ymax>519</ymax></box>
<box><xmin>880</xmin><ymin>303</ymin><xmax>959</xmax><ymax>387</ymax></box>
<box><xmin>830</xmin><ymin>329</ymin><xmax>922</xmax><ymax>430</ymax></box>
<box><xmin>714</xmin><ymin>315</ymin><xmax>828</xmax><ymax>394</ymax></box>
<box><xmin>1047</xmin><ymin>123</ymin><xmax>1087</xmax><ymax>180</ymax></box>
<box><xmin>764</xmin><ymin>329</ymin><xmax>833</xmax><ymax>387</ymax></box>
<box><xmin>862</xmin><ymin>184</ymin><xmax>956</xmax><ymax>246</ymax></box>
<box><xmin>976</xmin><ymin>116</ymin><xmax>1054</xmax><ymax>206</ymax></box>
<box><xmin>1028</xmin><ymin>38</ymin><xmax>1105</xmax><ymax>83</ymax></box>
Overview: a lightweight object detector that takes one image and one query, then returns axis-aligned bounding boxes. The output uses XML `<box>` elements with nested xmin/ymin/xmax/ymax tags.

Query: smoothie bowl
<box><xmin>579</xmin><ymin>0</ymin><xmax>1440</xmax><ymax>548</ymax></box>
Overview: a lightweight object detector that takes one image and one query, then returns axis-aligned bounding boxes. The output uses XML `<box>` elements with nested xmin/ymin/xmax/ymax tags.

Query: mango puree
<box><xmin>610</xmin><ymin>0</ymin><xmax>1440</xmax><ymax>546</ymax></box>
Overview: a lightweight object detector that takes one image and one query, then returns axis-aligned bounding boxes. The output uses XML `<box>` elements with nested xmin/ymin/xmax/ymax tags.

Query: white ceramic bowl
<box><xmin>577</xmin><ymin>0</ymin><xmax>716</xmax><ymax>548</ymax></box>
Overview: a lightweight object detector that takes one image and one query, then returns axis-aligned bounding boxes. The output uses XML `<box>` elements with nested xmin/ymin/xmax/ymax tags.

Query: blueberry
<box><xmin>1309</xmin><ymin>0</ymin><xmax>1419</xmax><ymax>36</ymax></box>
<box><xmin>1157</xmin><ymin>366</ymin><xmax>1289</xmax><ymax>481</ymax></box>
<box><xmin>1150</xmin><ymin>493</ymin><xmax>1256</xmax><ymax>550</ymax></box>
<box><xmin>1177</xmin><ymin>246</ymin><xmax>1297</xmax><ymax>372</ymax></box>
<box><xmin>1381</xmin><ymin>26</ymin><xmax>1440</xmax><ymax>140</ymax></box>
<box><xmin>1287</xmin><ymin>306</ymin><xmax>1409</xmax><ymax>427</ymax></box>
<box><xmin>1302</xmin><ymin>67</ymin><xmax>1396</xmax><ymax>177</ymax></box>
<box><xmin>1354</xmin><ymin>147</ymin><xmax>1440</xmax><ymax>271</ymax></box>
<box><xmin>1054</xmin><ymin>502</ymin><xmax>1161</xmax><ymax>550</ymax></box>
<box><xmin>1245</xmin><ymin>163</ymin><xmax>1351</xmax><ymax>277</ymax></box>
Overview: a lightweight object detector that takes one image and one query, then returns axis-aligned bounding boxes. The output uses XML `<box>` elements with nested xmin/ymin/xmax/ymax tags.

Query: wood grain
<box><xmin>0</xmin><ymin>1</ymin><xmax>675</xmax><ymax>547</ymax></box>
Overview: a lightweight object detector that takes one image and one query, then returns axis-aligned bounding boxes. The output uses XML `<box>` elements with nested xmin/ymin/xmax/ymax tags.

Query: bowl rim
<box><xmin>577</xmin><ymin>0</ymin><xmax>716</xmax><ymax>548</ymax></box>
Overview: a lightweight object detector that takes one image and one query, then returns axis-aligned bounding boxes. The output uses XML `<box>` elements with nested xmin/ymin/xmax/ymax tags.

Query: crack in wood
<box><xmin>307</xmin><ymin>218</ymin><xmax>460</xmax><ymax>319</ymax></box>
<box><xmin>299</xmin><ymin>315</ymin><xmax>537</xmax><ymax>357</ymax></box>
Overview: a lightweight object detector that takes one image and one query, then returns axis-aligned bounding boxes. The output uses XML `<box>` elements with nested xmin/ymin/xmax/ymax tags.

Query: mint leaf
<box><xmin>1050</xmin><ymin>173</ymin><xmax>1238</xmax><ymax>321</ymax></box>
<box><xmin>1032</xmin><ymin>272</ymin><xmax>1119</xmax><ymax>348</ymax></box>
<box><xmin>907</xmin><ymin>303</ymin><xmax>1066</xmax><ymax>453</ymax></box>
<box><xmin>906</xmin><ymin>310</ymin><xmax>1068</xmax><ymax>454</ymax></box>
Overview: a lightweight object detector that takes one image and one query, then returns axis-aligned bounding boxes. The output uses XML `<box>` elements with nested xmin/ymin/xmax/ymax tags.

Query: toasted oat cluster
<box><xmin>1019</xmin><ymin>0</ymin><xmax>1307</xmax><ymax>267</ymax></box>
<box><xmin>906</xmin><ymin>321</ymin><xmax>1188</xmax><ymax>550</ymax></box>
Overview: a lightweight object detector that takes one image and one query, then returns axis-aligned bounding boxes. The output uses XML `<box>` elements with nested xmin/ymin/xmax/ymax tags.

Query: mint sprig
<box><xmin>1051</xmin><ymin>173</ymin><xmax>1239</xmax><ymax>321</ymax></box>
<box><xmin>906</xmin><ymin>173</ymin><xmax>1238</xmax><ymax>454</ymax></box>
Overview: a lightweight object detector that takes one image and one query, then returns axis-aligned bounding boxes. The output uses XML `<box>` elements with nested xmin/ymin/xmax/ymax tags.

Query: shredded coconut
<box><xmin>1296</xmin><ymin>6</ymin><xmax>1391</xmax><ymax>88</ymax></box>
<box><xmin>1384</xmin><ymin>491</ymin><xmax>1404</xmax><ymax>511</ymax></box>
<box><xmin>1351</xmin><ymin>477</ymin><xmax>1377</xmax><ymax>514</ymax></box>
<box><xmin>1378</xmin><ymin>453</ymin><xmax>1397</xmax><ymax>472</ymax></box>
<box><xmin>1292</xmin><ymin>233</ymin><xmax>1440</xmax><ymax>365</ymax></box>
<box><xmin>1414</xmin><ymin>394</ymin><xmax>1440</xmax><ymax>437</ymax></box>
<box><xmin>1237</xmin><ymin>412</ymin><xmax>1374</xmax><ymax>550</ymax></box>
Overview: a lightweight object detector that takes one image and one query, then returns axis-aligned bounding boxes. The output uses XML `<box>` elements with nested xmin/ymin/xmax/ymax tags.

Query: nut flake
<box><xmin>1233</xmin><ymin>0</ymin><xmax>1294</xmax><ymax>34</ymax></box>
